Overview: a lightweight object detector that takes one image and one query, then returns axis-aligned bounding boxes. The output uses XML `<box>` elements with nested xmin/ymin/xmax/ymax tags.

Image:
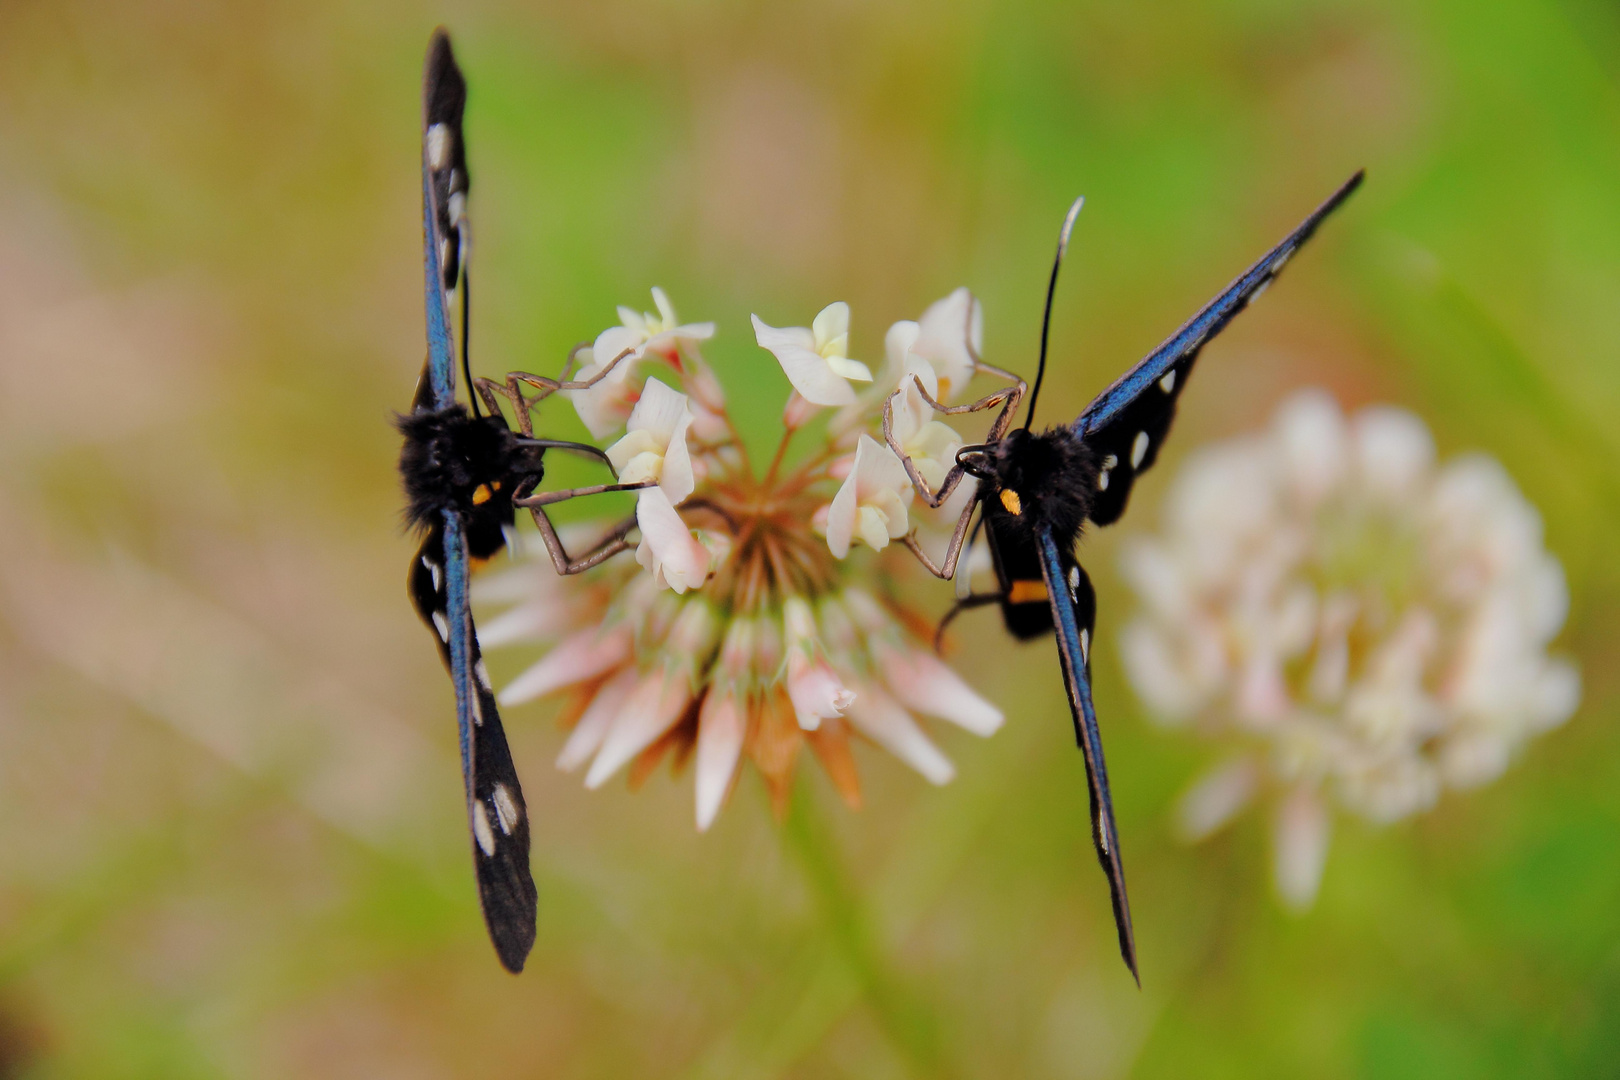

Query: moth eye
<box><xmin>999</xmin><ymin>489</ymin><xmax>1023</xmax><ymax>515</ymax></box>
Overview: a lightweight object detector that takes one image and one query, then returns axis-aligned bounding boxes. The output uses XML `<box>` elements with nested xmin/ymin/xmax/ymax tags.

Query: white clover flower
<box><xmin>477</xmin><ymin>288</ymin><xmax>1008</xmax><ymax>830</ymax></box>
<box><xmin>752</xmin><ymin>302</ymin><xmax>874</xmax><ymax>407</ymax></box>
<box><xmin>604</xmin><ymin>377</ymin><xmax>712</xmax><ymax>594</ymax></box>
<box><xmin>1119</xmin><ymin>389</ymin><xmax>1580</xmax><ymax>909</ymax></box>
<box><xmin>825</xmin><ymin>434</ymin><xmax>913</xmax><ymax>558</ymax></box>
<box><xmin>570</xmin><ymin>287</ymin><xmax>715</xmax><ymax>439</ymax></box>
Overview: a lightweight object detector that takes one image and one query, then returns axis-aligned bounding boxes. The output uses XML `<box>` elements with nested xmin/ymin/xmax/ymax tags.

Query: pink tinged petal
<box><xmin>876</xmin><ymin>643</ymin><xmax>1002</xmax><ymax>736</ymax></box>
<box><xmin>845</xmin><ymin>685</ymin><xmax>955</xmax><ymax>785</ymax></box>
<box><xmin>753</xmin><ymin>314</ymin><xmax>859</xmax><ymax>407</ymax></box>
<box><xmin>498</xmin><ymin>625</ymin><xmax>633</xmax><ymax>706</ymax></box>
<box><xmin>584</xmin><ymin>668</ymin><xmax>692</xmax><ymax>789</ymax></box>
<box><xmin>1174</xmin><ymin>757</ymin><xmax>1259</xmax><ymax>841</ymax></box>
<box><xmin>695</xmin><ymin>692</ymin><xmax>745</xmax><ymax>830</ymax></box>
<box><xmin>1274</xmin><ymin>786</ymin><xmax>1331</xmax><ymax>911</ymax></box>
<box><xmin>475</xmin><ymin>601</ymin><xmax>556</xmax><ymax>648</ymax></box>
<box><xmin>556</xmin><ymin>667</ymin><xmax>637</xmax><ymax>772</ymax></box>
<box><xmin>786</xmin><ymin>654</ymin><xmax>854</xmax><ymax>731</ymax></box>
<box><xmin>635</xmin><ymin>489</ymin><xmax>711</xmax><ymax>594</ymax></box>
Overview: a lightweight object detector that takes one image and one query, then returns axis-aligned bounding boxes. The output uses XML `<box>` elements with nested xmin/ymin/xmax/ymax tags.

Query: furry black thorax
<box><xmin>985</xmin><ymin>426</ymin><xmax>1099</xmax><ymax>547</ymax></box>
<box><xmin>396</xmin><ymin>404</ymin><xmax>544</xmax><ymax>559</ymax></box>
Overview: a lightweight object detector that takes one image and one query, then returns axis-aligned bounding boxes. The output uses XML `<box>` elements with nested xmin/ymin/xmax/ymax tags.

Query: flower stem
<box><xmin>783</xmin><ymin>781</ymin><xmax>956</xmax><ymax>1078</ymax></box>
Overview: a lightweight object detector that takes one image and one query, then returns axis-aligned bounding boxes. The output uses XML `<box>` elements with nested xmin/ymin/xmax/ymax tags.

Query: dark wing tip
<box><xmin>423</xmin><ymin>29</ymin><xmax>467</xmax><ymax>128</ymax></box>
<box><xmin>490</xmin><ymin>917</ymin><xmax>536</xmax><ymax>974</ymax></box>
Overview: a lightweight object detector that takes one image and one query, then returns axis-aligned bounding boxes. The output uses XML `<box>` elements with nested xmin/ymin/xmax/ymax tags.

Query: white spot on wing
<box><xmin>475</xmin><ymin>659</ymin><xmax>492</xmax><ymax>690</ymax></box>
<box><xmin>1101</xmin><ymin>454</ymin><xmax>1118</xmax><ymax>470</ymax></box>
<box><xmin>472</xmin><ymin>802</ymin><xmax>496</xmax><ymax>856</ymax></box>
<box><xmin>426</xmin><ymin>123</ymin><xmax>451</xmax><ymax>170</ymax></box>
<box><xmin>1159</xmin><ymin>369</ymin><xmax>1177</xmax><ymax>394</ymax></box>
<box><xmin>1250</xmin><ymin>278</ymin><xmax>1271</xmax><ymax>303</ymax></box>
<box><xmin>492</xmin><ymin>784</ymin><xmax>520</xmax><ymax>835</ymax></box>
<box><xmin>422</xmin><ymin>556</ymin><xmax>441</xmax><ymax>592</ymax></box>
<box><xmin>1097</xmin><ymin>469</ymin><xmax>1110</xmax><ymax>492</ymax></box>
<box><xmin>468</xmin><ymin>683</ymin><xmax>483</xmax><ymax>726</ymax></box>
<box><xmin>448</xmin><ymin>191</ymin><xmax>466</xmax><ymax>227</ymax></box>
<box><xmin>431</xmin><ymin>610</ymin><xmax>449</xmax><ymax>642</ymax></box>
<box><xmin>1131</xmin><ymin>430</ymin><xmax>1150</xmax><ymax>469</ymax></box>
<box><xmin>1097</xmin><ymin>817</ymin><xmax>1110</xmax><ymax>854</ymax></box>
<box><xmin>1068</xmin><ymin>565</ymin><xmax>1080</xmax><ymax>591</ymax></box>
<box><xmin>1081</xmin><ymin>628</ymin><xmax>1090</xmax><ymax>663</ymax></box>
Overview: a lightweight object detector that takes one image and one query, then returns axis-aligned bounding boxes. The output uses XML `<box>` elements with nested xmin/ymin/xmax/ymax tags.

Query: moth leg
<box><xmin>932</xmin><ymin>591</ymin><xmax>1002</xmax><ymax>653</ymax></box>
<box><xmin>883</xmin><ymin>374</ymin><xmax>1026</xmax><ymax>509</ymax></box>
<box><xmin>473</xmin><ymin>345</ymin><xmax>637</xmax><ymax>436</ymax></box>
<box><xmin>525</xmin><ymin>506</ymin><xmax>641</xmax><ymax>575</ymax></box>
<box><xmin>900</xmin><ymin>495</ymin><xmax>978</xmax><ymax>581</ymax></box>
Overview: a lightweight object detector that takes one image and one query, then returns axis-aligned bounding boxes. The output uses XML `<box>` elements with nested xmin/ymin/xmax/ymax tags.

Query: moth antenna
<box><xmin>1025</xmin><ymin>195</ymin><xmax>1084</xmax><ymax>432</ymax></box>
<box><xmin>461</xmin><ymin>233</ymin><xmax>479</xmax><ymax>419</ymax></box>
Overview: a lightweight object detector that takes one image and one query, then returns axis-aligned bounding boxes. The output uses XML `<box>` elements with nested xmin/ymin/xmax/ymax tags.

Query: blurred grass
<box><xmin>0</xmin><ymin>0</ymin><xmax>1615</xmax><ymax>1076</ymax></box>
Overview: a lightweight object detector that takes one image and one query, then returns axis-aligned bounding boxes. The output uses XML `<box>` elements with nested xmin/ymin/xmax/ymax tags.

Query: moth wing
<box><xmin>1035</xmin><ymin>527</ymin><xmax>1137</xmax><ymax>983</ymax></box>
<box><xmin>419</xmin><ymin>29</ymin><xmax>470</xmax><ymax>413</ymax></box>
<box><xmin>410</xmin><ymin>514</ymin><xmax>538</xmax><ymax>973</ymax></box>
<box><xmin>1076</xmin><ymin>170</ymin><xmax>1364</xmax><ymax>526</ymax></box>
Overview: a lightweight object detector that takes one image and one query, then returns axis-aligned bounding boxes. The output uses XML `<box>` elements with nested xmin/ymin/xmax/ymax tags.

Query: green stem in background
<box><xmin>782</xmin><ymin>782</ymin><xmax>957</xmax><ymax>1080</ymax></box>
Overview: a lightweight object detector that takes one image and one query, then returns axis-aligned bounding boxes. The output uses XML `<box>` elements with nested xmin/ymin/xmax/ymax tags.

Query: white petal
<box><xmin>584</xmin><ymin>668</ymin><xmax>691</xmax><ymax>789</ymax></box>
<box><xmin>625</xmin><ymin>376</ymin><xmax>689</xmax><ymax>445</ymax></box>
<box><xmin>1273</xmin><ymin>389</ymin><xmax>1348</xmax><ymax>506</ymax></box>
<box><xmin>1173</xmin><ymin>757</ymin><xmax>1259</xmax><ymax>841</ymax></box>
<box><xmin>878</xmin><ymin>644</ymin><xmax>1003</xmax><ymax>736</ymax></box>
<box><xmin>499</xmin><ymin>624</ymin><xmax>633</xmax><ymax>705</ymax></box>
<box><xmin>660</xmin><ymin>407</ymin><xmax>695</xmax><ymax>505</ymax></box>
<box><xmin>1273</xmin><ymin>787</ymin><xmax>1331</xmax><ymax>911</ymax></box>
<box><xmin>913</xmin><ymin>288</ymin><xmax>980</xmax><ymax>400</ymax></box>
<box><xmin>570</xmin><ymin>325</ymin><xmax>642</xmax><ymax>439</ymax></box>
<box><xmin>556</xmin><ymin>667</ymin><xmax>636</xmax><ymax>772</ymax></box>
<box><xmin>812</xmin><ymin>301</ymin><xmax>851</xmax><ymax>353</ymax></box>
<box><xmin>1352</xmin><ymin>405</ymin><xmax>1434</xmax><ymax>503</ymax></box>
<box><xmin>695</xmin><ymin>692</ymin><xmax>745</xmax><ymax>831</ymax></box>
<box><xmin>845</xmin><ymin>685</ymin><xmax>955</xmax><ymax>784</ymax></box>
<box><xmin>825</xmin><ymin>468</ymin><xmax>860</xmax><ymax>559</ymax></box>
<box><xmin>753</xmin><ymin>314</ymin><xmax>858</xmax><ymax>407</ymax></box>
<box><xmin>635</xmin><ymin>489</ymin><xmax>710</xmax><ymax>593</ymax></box>
<box><xmin>883</xmin><ymin>319</ymin><xmax>921</xmax><ymax>387</ymax></box>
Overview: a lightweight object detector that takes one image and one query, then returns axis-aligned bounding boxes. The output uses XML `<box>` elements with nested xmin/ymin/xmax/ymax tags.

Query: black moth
<box><xmin>884</xmin><ymin>171</ymin><xmax>1364</xmax><ymax>983</ymax></box>
<box><xmin>399</xmin><ymin>30</ymin><xmax>649</xmax><ymax>973</ymax></box>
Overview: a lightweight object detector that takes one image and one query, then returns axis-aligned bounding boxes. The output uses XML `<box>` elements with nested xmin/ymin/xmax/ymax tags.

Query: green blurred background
<box><xmin>0</xmin><ymin>0</ymin><xmax>1615</xmax><ymax>1075</ymax></box>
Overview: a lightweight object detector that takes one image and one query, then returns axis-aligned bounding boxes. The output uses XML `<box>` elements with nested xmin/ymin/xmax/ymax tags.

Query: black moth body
<box><xmin>397</xmin><ymin>404</ymin><xmax>545</xmax><ymax>562</ymax></box>
<box><xmin>947</xmin><ymin>171</ymin><xmax>1365</xmax><ymax>985</ymax></box>
<box><xmin>979</xmin><ymin>427</ymin><xmax>1100</xmax><ymax>640</ymax></box>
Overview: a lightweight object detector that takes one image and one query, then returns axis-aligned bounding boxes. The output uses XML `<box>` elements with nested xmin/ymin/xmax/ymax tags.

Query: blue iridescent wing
<box><xmin>417</xmin><ymin>29</ymin><xmax>469</xmax><ymax>413</ymax></box>
<box><xmin>1075</xmin><ymin>171</ymin><xmax>1363</xmax><ymax>526</ymax></box>
<box><xmin>1035</xmin><ymin>527</ymin><xmax>1137</xmax><ymax>984</ymax></box>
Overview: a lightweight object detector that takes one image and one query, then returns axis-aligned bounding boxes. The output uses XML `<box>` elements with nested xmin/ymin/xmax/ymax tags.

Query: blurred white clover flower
<box><xmin>1118</xmin><ymin>389</ymin><xmax>1580</xmax><ymax>909</ymax></box>
<box><xmin>476</xmin><ymin>288</ymin><xmax>1007</xmax><ymax>829</ymax></box>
